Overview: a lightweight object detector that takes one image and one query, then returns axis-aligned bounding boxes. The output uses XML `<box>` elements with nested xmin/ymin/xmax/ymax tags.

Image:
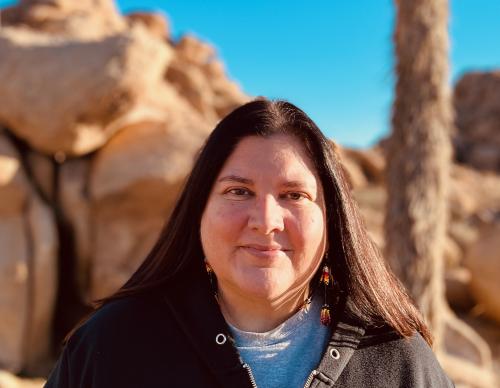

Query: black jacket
<box><xmin>45</xmin><ymin>262</ymin><xmax>454</xmax><ymax>388</ymax></box>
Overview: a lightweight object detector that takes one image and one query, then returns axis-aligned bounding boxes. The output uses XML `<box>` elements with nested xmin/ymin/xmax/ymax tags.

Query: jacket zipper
<box><xmin>303</xmin><ymin>369</ymin><xmax>318</xmax><ymax>388</ymax></box>
<box><xmin>242</xmin><ymin>363</ymin><xmax>258</xmax><ymax>388</ymax></box>
<box><xmin>242</xmin><ymin>363</ymin><xmax>318</xmax><ymax>388</ymax></box>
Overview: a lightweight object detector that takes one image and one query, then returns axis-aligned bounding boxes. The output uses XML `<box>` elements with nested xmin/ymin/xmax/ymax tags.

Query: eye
<box><xmin>225</xmin><ymin>187</ymin><xmax>253</xmax><ymax>198</ymax></box>
<box><xmin>281</xmin><ymin>192</ymin><xmax>307</xmax><ymax>201</ymax></box>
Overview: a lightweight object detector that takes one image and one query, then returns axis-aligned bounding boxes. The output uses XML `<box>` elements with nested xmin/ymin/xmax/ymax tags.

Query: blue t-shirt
<box><xmin>228</xmin><ymin>296</ymin><xmax>331</xmax><ymax>388</ymax></box>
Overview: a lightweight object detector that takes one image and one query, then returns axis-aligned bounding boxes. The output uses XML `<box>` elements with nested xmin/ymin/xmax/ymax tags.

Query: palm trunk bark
<box><xmin>385</xmin><ymin>0</ymin><xmax>452</xmax><ymax>350</ymax></box>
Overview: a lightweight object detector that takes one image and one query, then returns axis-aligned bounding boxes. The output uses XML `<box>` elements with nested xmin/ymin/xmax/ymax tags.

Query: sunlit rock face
<box><xmin>0</xmin><ymin>134</ymin><xmax>58</xmax><ymax>373</ymax></box>
<box><xmin>0</xmin><ymin>0</ymin><xmax>249</xmax><ymax>374</ymax></box>
<box><xmin>454</xmin><ymin>71</ymin><xmax>500</xmax><ymax>172</ymax></box>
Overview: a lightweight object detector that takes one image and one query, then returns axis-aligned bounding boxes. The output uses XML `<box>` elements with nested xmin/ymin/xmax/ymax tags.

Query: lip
<box><xmin>239</xmin><ymin>244</ymin><xmax>290</xmax><ymax>259</ymax></box>
<box><xmin>242</xmin><ymin>243</ymin><xmax>287</xmax><ymax>251</ymax></box>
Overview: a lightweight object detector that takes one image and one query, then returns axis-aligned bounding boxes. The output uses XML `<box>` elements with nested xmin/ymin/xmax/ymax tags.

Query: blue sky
<box><xmin>1</xmin><ymin>1</ymin><xmax>499</xmax><ymax>147</ymax></box>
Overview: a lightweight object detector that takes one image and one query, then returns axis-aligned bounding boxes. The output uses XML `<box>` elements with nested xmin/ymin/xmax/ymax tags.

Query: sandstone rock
<box><xmin>444</xmin><ymin>235</ymin><xmax>463</xmax><ymax>268</ymax></box>
<box><xmin>342</xmin><ymin>146</ymin><xmax>386</xmax><ymax>184</ymax></box>
<box><xmin>26</xmin><ymin>152</ymin><xmax>54</xmax><ymax>203</ymax></box>
<box><xmin>176</xmin><ymin>35</ymin><xmax>215</xmax><ymax>66</ymax></box>
<box><xmin>440</xmin><ymin>353</ymin><xmax>497</xmax><ymax>388</ymax></box>
<box><xmin>0</xmin><ymin>25</ymin><xmax>172</xmax><ymax>156</ymax></box>
<box><xmin>358</xmin><ymin>206</ymin><xmax>385</xmax><ymax>249</ymax></box>
<box><xmin>463</xmin><ymin>221</ymin><xmax>500</xmax><ymax>324</ymax></box>
<box><xmin>88</xmin><ymin>117</ymin><xmax>209</xmax><ymax>300</ymax></box>
<box><xmin>1</xmin><ymin>0</ymin><xmax>126</xmax><ymax>39</ymax></box>
<box><xmin>454</xmin><ymin>71</ymin><xmax>500</xmax><ymax>171</ymax></box>
<box><xmin>166</xmin><ymin>59</ymin><xmax>219</xmax><ymax>122</ymax></box>
<box><xmin>354</xmin><ymin>184</ymin><xmax>387</xmax><ymax>211</ymax></box>
<box><xmin>166</xmin><ymin>35</ymin><xmax>248</xmax><ymax>122</ymax></box>
<box><xmin>0</xmin><ymin>370</ymin><xmax>44</xmax><ymax>388</ymax></box>
<box><xmin>0</xmin><ymin>135</ymin><xmax>57</xmax><ymax>373</ymax></box>
<box><xmin>0</xmin><ymin>215</ymin><xmax>28</xmax><ymax>373</ymax></box>
<box><xmin>354</xmin><ymin>186</ymin><xmax>387</xmax><ymax>249</ymax></box>
<box><xmin>126</xmin><ymin>12</ymin><xmax>170</xmax><ymax>40</ymax></box>
<box><xmin>441</xmin><ymin>310</ymin><xmax>496</xmax><ymax>388</ymax></box>
<box><xmin>449</xmin><ymin>164</ymin><xmax>500</xmax><ymax>219</ymax></box>
<box><xmin>445</xmin><ymin>267</ymin><xmax>475</xmax><ymax>311</ymax></box>
<box><xmin>448</xmin><ymin>221</ymin><xmax>479</xmax><ymax>252</ymax></box>
<box><xmin>337</xmin><ymin>149</ymin><xmax>368</xmax><ymax>189</ymax></box>
<box><xmin>449</xmin><ymin>170</ymin><xmax>479</xmax><ymax>220</ymax></box>
<box><xmin>207</xmin><ymin>75</ymin><xmax>248</xmax><ymax>119</ymax></box>
<box><xmin>23</xmin><ymin>194</ymin><xmax>58</xmax><ymax>372</ymax></box>
<box><xmin>0</xmin><ymin>135</ymin><xmax>30</xmax><ymax>372</ymax></box>
<box><xmin>59</xmin><ymin>159</ymin><xmax>91</xmax><ymax>302</ymax></box>
<box><xmin>0</xmin><ymin>134</ymin><xmax>28</xmax><ymax>216</ymax></box>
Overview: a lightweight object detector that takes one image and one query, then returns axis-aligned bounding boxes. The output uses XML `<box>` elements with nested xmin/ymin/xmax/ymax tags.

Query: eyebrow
<box><xmin>217</xmin><ymin>175</ymin><xmax>253</xmax><ymax>184</ymax></box>
<box><xmin>217</xmin><ymin>175</ymin><xmax>310</xmax><ymax>188</ymax></box>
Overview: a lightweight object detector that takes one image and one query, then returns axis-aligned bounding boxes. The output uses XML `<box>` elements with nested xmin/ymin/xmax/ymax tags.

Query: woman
<box><xmin>45</xmin><ymin>99</ymin><xmax>453</xmax><ymax>387</ymax></box>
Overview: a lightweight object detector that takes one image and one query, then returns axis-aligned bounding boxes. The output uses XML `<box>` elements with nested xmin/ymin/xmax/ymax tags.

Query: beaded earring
<box><xmin>319</xmin><ymin>262</ymin><xmax>332</xmax><ymax>326</ymax></box>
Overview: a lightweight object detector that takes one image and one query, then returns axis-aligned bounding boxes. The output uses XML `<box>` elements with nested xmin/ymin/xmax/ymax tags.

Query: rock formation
<box><xmin>0</xmin><ymin>133</ymin><xmax>58</xmax><ymax>373</ymax></box>
<box><xmin>454</xmin><ymin>71</ymin><xmax>500</xmax><ymax>172</ymax></box>
<box><xmin>0</xmin><ymin>0</ymin><xmax>248</xmax><ymax>376</ymax></box>
<box><xmin>0</xmin><ymin>0</ymin><xmax>498</xmax><ymax>387</ymax></box>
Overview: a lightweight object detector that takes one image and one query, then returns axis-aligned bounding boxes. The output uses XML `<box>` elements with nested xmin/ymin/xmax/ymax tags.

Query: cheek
<box><xmin>288</xmin><ymin>209</ymin><xmax>326</xmax><ymax>260</ymax></box>
<box><xmin>200</xmin><ymin>202</ymin><xmax>246</xmax><ymax>254</ymax></box>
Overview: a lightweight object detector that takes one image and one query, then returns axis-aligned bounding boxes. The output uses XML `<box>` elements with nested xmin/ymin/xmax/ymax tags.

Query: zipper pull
<box><xmin>242</xmin><ymin>363</ymin><xmax>258</xmax><ymax>388</ymax></box>
<box><xmin>303</xmin><ymin>369</ymin><xmax>319</xmax><ymax>388</ymax></box>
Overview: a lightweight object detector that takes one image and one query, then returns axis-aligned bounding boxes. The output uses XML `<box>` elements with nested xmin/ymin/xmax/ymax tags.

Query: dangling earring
<box><xmin>205</xmin><ymin>259</ymin><xmax>218</xmax><ymax>297</ymax></box>
<box><xmin>319</xmin><ymin>260</ymin><xmax>332</xmax><ymax>326</ymax></box>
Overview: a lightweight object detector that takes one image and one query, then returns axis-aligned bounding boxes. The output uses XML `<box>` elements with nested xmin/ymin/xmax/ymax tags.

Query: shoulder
<box><xmin>45</xmin><ymin>294</ymin><xmax>179</xmax><ymax>387</ymax></box>
<box><xmin>359</xmin><ymin>326</ymin><xmax>436</xmax><ymax>366</ymax></box>
<box><xmin>346</xmin><ymin>327</ymin><xmax>454</xmax><ymax>387</ymax></box>
<box><xmin>69</xmin><ymin>295</ymin><xmax>162</xmax><ymax>345</ymax></box>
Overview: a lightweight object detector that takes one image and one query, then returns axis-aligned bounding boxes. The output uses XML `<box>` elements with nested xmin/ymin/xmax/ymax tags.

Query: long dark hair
<box><xmin>81</xmin><ymin>98</ymin><xmax>432</xmax><ymax>344</ymax></box>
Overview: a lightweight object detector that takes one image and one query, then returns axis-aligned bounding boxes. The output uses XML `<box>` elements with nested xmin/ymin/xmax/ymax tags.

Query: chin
<box><xmin>239</xmin><ymin>275</ymin><xmax>291</xmax><ymax>301</ymax></box>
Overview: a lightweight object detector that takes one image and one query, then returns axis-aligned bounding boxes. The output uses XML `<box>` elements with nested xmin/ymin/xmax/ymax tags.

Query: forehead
<box><xmin>219</xmin><ymin>134</ymin><xmax>320</xmax><ymax>184</ymax></box>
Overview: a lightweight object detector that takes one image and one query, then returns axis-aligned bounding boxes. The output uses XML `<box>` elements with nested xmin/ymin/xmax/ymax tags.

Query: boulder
<box><xmin>167</xmin><ymin>59</ymin><xmax>219</xmax><ymax>122</ymax></box>
<box><xmin>337</xmin><ymin>148</ymin><xmax>368</xmax><ymax>189</ymax></box>
<box><xmin>26</xmin><ymin>152</ymin><xmax>54</xmax><ymax>203</ymax></box>
<box><xmin>0</xmin><ymin>135</ymin><xmax>57</xmax><ymax>373</ymax></box>
<box><xmin>0</xmin><ymin>215</ymin><xmax>28</xmax><ymax>373</ymax></box>
<box><xmin>342</xmin><ymin>146</ymin><xmax>386</xmax><ymax>184</ymax></box>
<box><xmin>449</xmin><ymin>164</ymin><xmax>500</xmax><ymax>219</ymax></box>
<box><xmin>1</xmin><ymin>0</ymin><xmax>126</xmax><ymax>39</ymax></box>
<box><xmin>354</xmin><ymin>185</ymin><xmax>387</xmax><ymax>249</ymax></box>
<box><xmin>443</xmin><ymin>235</ymin><xmax>462</xmax><ymax>269</ymax></box>
<box><xmin>126</xmin><ymin>12</ymin><xmax>170</xmax><ymax>40</ymax></box>
<box><xmin>445</xmin><ymin>267</ymin><xmax>475</xmax><ymax>311</ymax></box>
<box><xmin>463</xmin><ymin>220</ymin><xmax>500</xmax><ymax>323</ymax></box>
<box><xmin>202</xmin><ymin>65</ymin><xmax>248</xmax><ymax>118</ymax></box>
<box><xmin>0</xmin><ymin>25</ymin><xmax>172</xmax><ymax>156</ymax></box>
<box><xmin>166</xmin><ymin>35</ymin><xmax>248</xmax><ymax>122</ymax></box>
<box><xmin>59</xmin><ymin>159</ymin><xmax>92</xmax><ymax>302</ymax></box>
<box><xmin>0</xmin><ymin>370</ymin><xmax>44</xmax><ymax>388</ymax></box>
<box><xmin>23</xmin><ymin>194</ymin><xmax>58</xmax><ymax>373</ymax></box>
<box><xmin>88</xmin><ymin>116</ymin><xmax>210</xmax><ymax>300</ymax></box>
<box><xmin>175</xmin><ymin>35</ymin><xmax>215</xmax><ymax>66</ymax></box>
<box><xmin>454</xmin><ymin>71</ymin><xmax>500</xmax><ymax>171</ymax></box>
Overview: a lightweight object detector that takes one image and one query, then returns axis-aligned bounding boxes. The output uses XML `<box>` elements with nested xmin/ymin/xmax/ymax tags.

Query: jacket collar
<box><xmin>313</xmin><ymin>320</ymin><xmax>365</xmax><ymax>386</ymax></box>
<box><xmin>163</xmin><ymin>260</ymin><xmax>254</xmax><ymax>388</ymax></box>
<box><xmin>163</xmin><ymin>260</ymin><xmax>366</xmax><ymax>388</ymax></box>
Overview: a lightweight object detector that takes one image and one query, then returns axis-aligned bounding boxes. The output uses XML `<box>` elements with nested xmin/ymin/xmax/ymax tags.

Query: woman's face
<box><xmin>200</xmin><ymin>134</ymin><xmax>327</xmax><ymax>303</ymax></box>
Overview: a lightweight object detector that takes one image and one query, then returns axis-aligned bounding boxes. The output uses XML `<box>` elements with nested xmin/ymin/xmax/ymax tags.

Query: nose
<box><xmin>247</xmin><ymin>194</ymin><xmax>285</xmax><ymax>234</ymax></box>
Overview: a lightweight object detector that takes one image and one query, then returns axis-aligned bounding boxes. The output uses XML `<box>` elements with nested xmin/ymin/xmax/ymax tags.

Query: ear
<box><xmin>324</xmin><ymin>240</ymin><xmax>329</xmax><ymax>259</ymax></box>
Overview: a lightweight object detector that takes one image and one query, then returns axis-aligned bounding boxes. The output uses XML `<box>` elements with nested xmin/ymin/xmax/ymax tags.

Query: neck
<box><xmin>216</xmin><ymin>285</ymin><xmax>311</xmax><ymax>332</ymax></box>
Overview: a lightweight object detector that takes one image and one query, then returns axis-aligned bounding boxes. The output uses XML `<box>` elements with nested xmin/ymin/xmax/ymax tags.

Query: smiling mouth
<box><xmin>239</xmin><ymin>245</ymin><xmax>290</xmax><ymax>258</ymax></box>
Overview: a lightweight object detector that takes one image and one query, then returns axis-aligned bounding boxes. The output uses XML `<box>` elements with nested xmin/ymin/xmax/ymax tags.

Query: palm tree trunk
<box><xmin>385</xmin><ymin>0</ymin><xmax>452</xmax><ymax>350</ymax></box>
